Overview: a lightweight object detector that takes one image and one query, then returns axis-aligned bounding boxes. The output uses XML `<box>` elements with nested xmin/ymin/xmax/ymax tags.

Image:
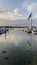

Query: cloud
<box><xmin>0</xmin><ymin>13</ymin><xmax>16</xmax><ymax>20</ymax></box>
<box><xmin>0</xmin><ymin>8</ymin><xmax>22</xmax><ymax>20</ymax></box>
<box><xmin>0</xmin><ymin>12</ymin><xmax>16</xmax><ymax>20</ymax></box>
<box><xmin>0</xmin><ymin>9</ymin><xmax>8</xmax><ymax>13</ymax></box>
<box><xmin>13</xmin><ymin>8</ymin><xmax>22</xmax><ymax>16</ymax></box>
<box><xmin>23</xmin><ymin>1</ymin><xmax>37</xmax><ymax>12</ymax></box>
<box><xmin>34</xmin><ymin>15</ymin><xmax>37</xmax><ymax>19</ymax></box>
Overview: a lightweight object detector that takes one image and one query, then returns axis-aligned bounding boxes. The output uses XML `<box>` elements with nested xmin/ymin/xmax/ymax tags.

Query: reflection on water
<box><xmin>0</xmin><ymin>29</ymin><xmax>37</xmax><ymax>65</ymax></box>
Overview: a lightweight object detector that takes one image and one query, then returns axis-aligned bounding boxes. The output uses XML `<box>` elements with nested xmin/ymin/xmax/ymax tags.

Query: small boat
<box><xmin>0</xmin><ymin>28</ymin><xmax>8</xmax><ymax>34</ymax></box>
<box><xmin>22</xmin><ymin>29</ymin><xmax>24</xmax><ymax>31</ymax></box>
<box><xmin>27</xmin><ymin>29</ymin><xmax>32</xmax><ymax>33</ymax></box>
<box><xmin>21</xmin><ymin>28</ymin><xmax>25</xmax><ymax>32</ymax></box>
<box><xmin>32</xmin><ymin>30</ymin><xmax>37</xmax><ymax>34</ymax></box>
<box><xmin>27</xmin><ymin>31</ymin><xmax>32</xmax><ymax>33</ymax></box>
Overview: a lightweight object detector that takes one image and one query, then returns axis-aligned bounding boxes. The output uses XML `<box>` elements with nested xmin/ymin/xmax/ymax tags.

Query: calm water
<box><xmin>0</xmin><ymin>28</ymin><xmax>37</xmax><ymax>65</ymax></box>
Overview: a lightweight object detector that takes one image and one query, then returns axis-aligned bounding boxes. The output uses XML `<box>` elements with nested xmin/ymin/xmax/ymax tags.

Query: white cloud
<box><xmin>0</xmin><ymin>9</ymin><xmax>8</xmax><ymax>13</ymax></box>
<box><xmin>23</xmin><ymin>1</ymin><xmax>29</xmax><ymax>8</ymax></box>
<box><xmin>13</xmin><ymin>8</ymin><xmax>22</xmax><ymax>16</ymax></box>
<box><xmin>28</xmin><ymin>2</ymin><xmax>37</xmax><ymax>12</ymax></box>
<box><xmin>0</xmin><ymin>12</ymin><xmax>16</xmax><ymax>20</ymax></box>
<box><xmin>34</xmin><ymin>15</ymin><xmax>37</xmax><ymax>19</ymax></box>
<box><xmin>0</xmin><ymin>8</ymin><xmax>22</xmax><ymax>20</ymax></box>
<box><xmin>23</xmin><ymin>1</ymin><xmax>37</xmax><ymax>12</ymax></box>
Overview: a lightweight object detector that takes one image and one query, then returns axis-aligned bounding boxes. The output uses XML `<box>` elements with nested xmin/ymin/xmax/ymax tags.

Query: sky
<box><xmin>0</xmin><ymin>0</ymin><xmax>37</xmax><ymax>20</ymax></box>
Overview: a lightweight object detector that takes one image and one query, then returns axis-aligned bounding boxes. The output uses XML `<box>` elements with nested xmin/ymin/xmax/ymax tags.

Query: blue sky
<box><xmin>0</xmin><ymin>0</ymin><xmax>37</xmax><ymax>20</ymax></box>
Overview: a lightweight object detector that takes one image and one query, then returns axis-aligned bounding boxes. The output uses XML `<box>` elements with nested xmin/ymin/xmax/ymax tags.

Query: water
<box><xmin>0</xmin><ymin>28</ymin><xmax>37</xmax><ymax>65</ymax></box>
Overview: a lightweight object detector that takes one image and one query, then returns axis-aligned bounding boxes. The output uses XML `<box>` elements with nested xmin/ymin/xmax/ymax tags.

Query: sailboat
<box><xmin>27</xmin><ymin>13</ymin><xmax>32</xmax><ymax>33</ymax></box>
<box><xmin>27</xmin><ymin>13</ymin><xmax>37</xmax><ymax>34</ymax></box>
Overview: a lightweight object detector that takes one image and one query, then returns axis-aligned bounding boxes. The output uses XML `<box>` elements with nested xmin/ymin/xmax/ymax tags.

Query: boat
<box><xmin>32</xmin><ymin>30</ymin><xmax>37</xmax><ymax>34</ymax></box>
<box><xmin>0</xmin><ymin>28</ymin><xmax>8</xmax><ymax>34</ymax></box>
<box><xmin>27</xmin><ymin>13</ymin><xmax>32</xmax><ymax>34</ymax></box>
<box><xmin>21</xmin><ymin>28</ymin><xmax>25</xmax><ymax>32</ymax></box>
<box><xmin>27</xmin><ymin>30</ymin><xmax>37</xmax><ymax>34</ymax></box>
<box><xmin>27</xmin><ymin>30</ymin><xmax>32</xmax><ymax>33</ymax></box>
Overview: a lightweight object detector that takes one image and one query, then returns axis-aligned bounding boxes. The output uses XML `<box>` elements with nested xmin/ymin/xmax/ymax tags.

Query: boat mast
<box><xmin>31</xmin><ymin>13</ymin><xmax>32</xmax><ymax>31</ymax></box>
